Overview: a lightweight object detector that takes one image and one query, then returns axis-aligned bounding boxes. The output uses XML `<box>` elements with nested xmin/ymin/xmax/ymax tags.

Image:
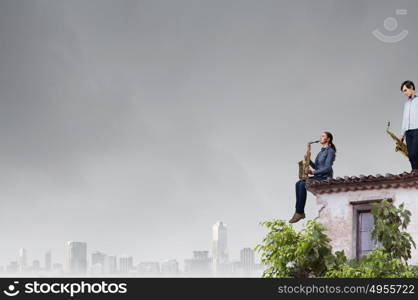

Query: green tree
<box><xmin>370</xmin><ymin>199</ymin><xmax>416</xmax><ymax>262</ymax></box>
<box><xmin>254</xmin><ymin>219</ymin><xmax>344</xmax><ymax>278</ymax></box>
<box><xmin>255</xmin><ymin>199</ymin><xmax>418</xmax><ymax>278</ymax></box>
<box><xmin>324</xmin><ymin>248</ymin><xmax>418</xmax><ymax>278</ymax></box>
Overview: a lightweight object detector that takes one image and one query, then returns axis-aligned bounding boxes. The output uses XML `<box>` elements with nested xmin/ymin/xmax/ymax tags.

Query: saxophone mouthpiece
<box><xmin>309</xmin><ymin>140</ymin><xmax>320</xmax><ymax>144</ymax></box>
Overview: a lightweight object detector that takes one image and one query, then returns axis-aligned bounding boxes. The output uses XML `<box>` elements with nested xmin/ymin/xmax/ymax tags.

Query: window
<box><xmin>351</xmin><ymin>200</ymin><xmax>389</xmax><ymax>259</ymax></box>
<box><xmin>357</xmin><ymin>210</ymin><xmax>380</xmax><ymax>257</ymax></box>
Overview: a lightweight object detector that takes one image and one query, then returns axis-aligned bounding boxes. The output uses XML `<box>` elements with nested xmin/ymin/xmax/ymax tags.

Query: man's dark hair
<box><xmin>401</xmin><ymin>80</ymin><xmax>415</xmax><ymax>91</ymax></box>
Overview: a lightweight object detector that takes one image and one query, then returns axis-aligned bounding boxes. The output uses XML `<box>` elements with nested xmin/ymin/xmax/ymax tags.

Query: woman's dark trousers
<box><xmin>295</xmin><ymin>175</ymin><xmax>327</xmax><ymax>214</ymax></box>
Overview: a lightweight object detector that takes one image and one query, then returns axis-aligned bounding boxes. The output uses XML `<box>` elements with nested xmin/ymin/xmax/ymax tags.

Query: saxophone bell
<box><xmin>386</xmin><ymin>121</ymin><xmax>408</xmax><ymax>158</ymax></box>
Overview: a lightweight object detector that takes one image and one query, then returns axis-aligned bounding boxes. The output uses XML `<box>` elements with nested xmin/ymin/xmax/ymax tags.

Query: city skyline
<box><xmin>0</xmin><ymin>242</ymin><xmax>262</xmax><ymax>277</ymax></box>
<box><xmin>0</xmin><ymin>221</ymin><xmax>262</xmax><ymax>277</ymax></box>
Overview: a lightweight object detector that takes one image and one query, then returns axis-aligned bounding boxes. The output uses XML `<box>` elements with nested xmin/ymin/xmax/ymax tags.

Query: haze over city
<box><xmin>1</xmin><ymin>0</ymin><xmax>418</xmax><ymax>276</ymax></box>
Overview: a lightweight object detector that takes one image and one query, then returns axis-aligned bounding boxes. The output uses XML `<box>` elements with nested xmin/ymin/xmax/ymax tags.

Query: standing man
<box><xmin>400</xmin><ymin>80</ymin><xmax>418</xmax><ymax>170</ymax></box>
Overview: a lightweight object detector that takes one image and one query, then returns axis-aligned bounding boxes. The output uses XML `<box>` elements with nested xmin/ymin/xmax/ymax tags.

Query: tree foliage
<box><xmin>370</xmin><ymin>199</ymin><xmax>416</xmax><ymax>262</ymax></box>
<box><xmin>255</xmin><ymin>199</ymin><xmax>418</xmax><ymax>278</ymax></box>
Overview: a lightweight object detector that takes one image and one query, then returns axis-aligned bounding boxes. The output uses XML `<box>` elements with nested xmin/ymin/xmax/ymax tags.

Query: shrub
<box><xmin>255</xmin><ymin>199</ymin><xmax>418</xmax><ymax>278</ymax></box>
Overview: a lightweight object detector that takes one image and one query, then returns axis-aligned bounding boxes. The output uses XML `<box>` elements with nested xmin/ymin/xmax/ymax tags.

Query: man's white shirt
<box><xmin>401</xmin><ymin>94</ymin><xmax>418</xmax><ymax>136</ymax></box>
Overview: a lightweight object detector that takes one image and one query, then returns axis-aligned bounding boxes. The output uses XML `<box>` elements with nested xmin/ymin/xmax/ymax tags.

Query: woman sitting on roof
<box><xmin>289</xmin><ymin>131</ymin><xmax>336</xmax><ymax>223</ymax></box>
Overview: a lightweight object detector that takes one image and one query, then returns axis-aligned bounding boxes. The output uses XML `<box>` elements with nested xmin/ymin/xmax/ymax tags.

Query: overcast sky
<box><xmin>0</xmin><ymin>0</ymin><xmax>417</xmax><ymax>270</ymax></box>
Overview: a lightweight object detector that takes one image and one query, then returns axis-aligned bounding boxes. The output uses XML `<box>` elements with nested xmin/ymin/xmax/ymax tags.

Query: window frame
<box><xmin>350</xmin><ymin>199</ymin><xmax>392</xmax><ymax>259</ymax></box>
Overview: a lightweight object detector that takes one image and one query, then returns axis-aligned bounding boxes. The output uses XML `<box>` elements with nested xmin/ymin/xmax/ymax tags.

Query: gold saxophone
<box><xmin>386</xmin><ymin>121</ymin><xmax>408</xmax><ymax>158</ymax></box>
<box><xmin>298</xmin><ymin>140</ymin><xmax>320</xmax><ymax>180</ymax></box>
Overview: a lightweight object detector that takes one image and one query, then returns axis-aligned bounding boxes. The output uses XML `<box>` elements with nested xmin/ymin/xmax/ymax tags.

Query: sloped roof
<box><xmin>305</xmin><ymin>171</ymin><xmax>418</xmax><ymax>195</ymax></box>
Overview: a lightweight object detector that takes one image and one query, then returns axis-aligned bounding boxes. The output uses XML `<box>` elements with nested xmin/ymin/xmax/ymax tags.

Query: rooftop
<box><xmin>306</xmin><ymin>171</ymin><xmax>418</xmax><ymax>195</ymax></box>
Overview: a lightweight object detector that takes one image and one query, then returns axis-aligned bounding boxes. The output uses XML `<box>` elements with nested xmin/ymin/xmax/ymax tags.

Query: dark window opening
<box><xmin>357</xmin><ymin>210</ymin><xmax>380</xmax><ymax>258</ymax></box>
<box><xmin>351</xmin><ymin>200</ymin><xmax>389</xmax><ymax>259</ymax></box>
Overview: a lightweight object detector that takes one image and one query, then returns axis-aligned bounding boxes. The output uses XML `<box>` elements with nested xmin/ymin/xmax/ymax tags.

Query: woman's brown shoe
<box><xmin>289</xmin><ymin>213</ymin><xmax>305</xmax><ymax>223</ymax></box>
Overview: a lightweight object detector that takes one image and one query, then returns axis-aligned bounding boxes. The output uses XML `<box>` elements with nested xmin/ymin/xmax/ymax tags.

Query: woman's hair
<box><xmin>324</xmin><ymin>131</ymin><xmax>337</xmax><ymax>153</ymax></box>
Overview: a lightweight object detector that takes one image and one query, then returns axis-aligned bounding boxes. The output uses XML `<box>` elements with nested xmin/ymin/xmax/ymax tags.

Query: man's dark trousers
<box><xmin>405</xmin><ymin>128</ymin><xmax>418</xmax><ymax>170</ymax></box>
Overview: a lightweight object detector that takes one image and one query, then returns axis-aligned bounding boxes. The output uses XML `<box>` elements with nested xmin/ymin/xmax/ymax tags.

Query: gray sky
<box><xmin>0</xmin><ymin>0</ymin><xmax>417</xmax><ymax>269</ymax></box>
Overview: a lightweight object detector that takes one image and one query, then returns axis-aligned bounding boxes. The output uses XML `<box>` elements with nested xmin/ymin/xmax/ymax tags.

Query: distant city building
<box><xmin>104</xmin><ymin>255</ymin><xmax>117</xmax><ymax>274</ymax></box>
<box><xmin>119</xmin><ymin>256</ymin><xmax>134</xmax><ymax>273</ymax></box>
<box><xmin>91</xmin><ymin>251</ymin><xmax>106</xmax><ymax>266</ymax></box>
<box><xmin>212</xmin><ymin>221</ymin><xmax>229</xmax><ymax>274</ymax></box>
<box><xmin>32</xmin><ymin>260</ymin><xmax>41</xmax><ymax>272</ymax></box>
<box><xmin>214</xmin><ymin>261</ymin><xmax>233</xmax><ymax>276</ymax></box>
<box><xmin>45</xmin><ymin>250</ymin><xmax>52</xmax><ymax>271</ymax></box>
<box><xmin>52</xmin><ymin>263</ymin><xmax>63</xmax><ymax>273</ymax></box>
<box><xmin>137</xmin><ymin>261</ymin><xmax>160</xmax><ymax>276</ymax></box>
<box><xmin>18</xmin><ymin>248</ymin><xmax>28</xmax><ymax>272</ymax></box>
<box><xmin>90</xmin><ymin>251</ymin><xmax>106</xmax><ymax>274</ymax></box>
<box><xmin>89</xmin><ymin>251</ymin><xmax>106</xmax><ymax>275</ymax></box>
<box><xmin>184</xmin><ymin>251</ymin><xmax>212</xmax><ymax>276</ymax></box>
<box><xmin>65</xmin><ymin>241</ymin><xmax>87</xmax><ymax>274</ymax></box>
<box><xmin>90</xmin><ymin>263</ymin><xmax>103</xmax><ymax>275</ymax></box>
<box><xmin>240</xmin><ymin>247</ymin><xmax>255</xmax><ymax>272</ymax></box>
<box><xmin>231</xmin><ymin>260</ymin><xmax>243</xmax><ymax>275</ymax></box>
<box><xmin>7</xmin><ymin>261</ymin><xmax>19</xmax><ymax>273</ymax></box>
<box><xmin>160</xmin><ymin>259</ymin><xmax>179</xmax><ymax>276</ymax></box>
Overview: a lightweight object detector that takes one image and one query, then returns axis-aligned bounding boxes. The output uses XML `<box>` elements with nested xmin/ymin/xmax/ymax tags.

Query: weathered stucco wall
<box><xmin>315</xmin><ymin>188</ymin><xmax>418</xmax><ymax>264</ymax></box>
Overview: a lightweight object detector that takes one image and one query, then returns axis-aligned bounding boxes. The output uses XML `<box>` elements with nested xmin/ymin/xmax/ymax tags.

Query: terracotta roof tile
<box><xmin>305</xmin><ymin>171</ymin><xmax>418</xmax><ymax>195</ymax></box>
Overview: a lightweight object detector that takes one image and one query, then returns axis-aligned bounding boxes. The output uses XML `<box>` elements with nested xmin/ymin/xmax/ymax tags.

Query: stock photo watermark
<box><xmin>2</xmin><ymin>280</ymin><xmax>128</xmax><ymax>297</ymax></box>
<box><xmin>372</xmin><ymin>9</ymin><xmax>408</xmax><ymax>43</ymax></box>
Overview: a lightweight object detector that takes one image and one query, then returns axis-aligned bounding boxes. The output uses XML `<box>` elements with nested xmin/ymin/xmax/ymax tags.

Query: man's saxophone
<box><xmin>298</xmin><ymin>140</ymin><xmax>319</xmax><ymax>180</ymax></box>
<box><xmin>386</xmin><ymin>121</ymin><xmax>408</xmax><ymax>158</ymax></box>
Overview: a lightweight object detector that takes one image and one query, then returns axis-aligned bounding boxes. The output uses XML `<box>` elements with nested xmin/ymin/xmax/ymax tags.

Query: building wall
<box><xmin>315</xmin><ymin>188</ymin><xmax>418</xmax><ymax>264</ymax></box>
